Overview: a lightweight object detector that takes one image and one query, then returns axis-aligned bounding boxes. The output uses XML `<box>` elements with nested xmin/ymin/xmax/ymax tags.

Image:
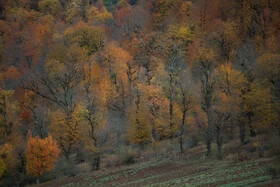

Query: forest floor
<box><xmin>39</xmin><ymin>144</ymin><xmax>280</xmax><ymax>187</ymax></box>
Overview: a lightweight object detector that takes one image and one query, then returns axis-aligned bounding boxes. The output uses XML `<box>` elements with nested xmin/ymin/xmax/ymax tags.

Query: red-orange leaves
<box><xmin>19</xmin><ymin>108</ymin><xmax>32</xmax><ymax>124</ymax></box>
<box><xmin>25</xmin><ymin>130</ymin><xmax>60</xmax><ymax>179</ymax></box>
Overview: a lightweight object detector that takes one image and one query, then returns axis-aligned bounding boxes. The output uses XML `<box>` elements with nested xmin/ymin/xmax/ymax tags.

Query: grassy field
<box><xmin>39</xmin><ymin>145</ymin><xmax>280</xmax><ymax>187</ymax></box>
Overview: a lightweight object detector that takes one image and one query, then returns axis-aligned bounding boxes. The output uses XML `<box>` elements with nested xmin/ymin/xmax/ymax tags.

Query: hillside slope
<box><xmin>39</xmin><ymin>154</ymin><xmax>280</xmax><ymax>186</ymax></box>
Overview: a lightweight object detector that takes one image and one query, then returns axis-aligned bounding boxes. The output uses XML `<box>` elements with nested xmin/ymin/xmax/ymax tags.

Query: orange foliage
<box><xmin>25</xmin><ymin>130</ymin><xmax>60</xmax><ymax>179</ymax></box>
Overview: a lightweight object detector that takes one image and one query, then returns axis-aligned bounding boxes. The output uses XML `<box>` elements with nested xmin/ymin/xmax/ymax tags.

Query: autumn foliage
<box><xmin>25</xmin><ymin>130</ymin><xmax>60</xmax><ymax>180</ymax></box>
<box><xmin>0</xmin><ymin>0</ymin><xmax>279</xmax><ymax>185</ymax></box>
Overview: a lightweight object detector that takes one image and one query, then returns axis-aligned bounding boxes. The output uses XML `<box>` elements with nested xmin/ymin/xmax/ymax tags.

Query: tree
<box><xmin>218</xmin><ymin>21</ymin><xmax>241</xmax><ymax>63</ymax></box>
<box><xmin>127</xmin><ymin>85</ymin><xmax>152</xmax><ymax>146</ymax></box>
<box><xmin>162</xmin><ymin>43</ymin><xmax>180</xmax><ymax>139</ymax></box>
<box><xmin>86</xmin><ymin>2</ymin><xmax>113</xmax><ymax>25</ymax></box>
<box><xmin>138</xmin><ymin>79</ymin><xmax>172</xmax><ymax>140</ymax></box>
<box><xmin>116</xmin><ymin>0</ymin><xmax>129</xmax><ymax>10</ymax></box>
<box><xmin>213</xmin><ymin>63</ymin><xmax>245</xmax><ymax>158</ymax></box>
<box><xmin>191</xmin><ymin>0</ymin><xmax>220</xmax><ymax>34</ymax></box>
<box><xmin>50</xmin><ymin>107</ymin><xmax>82</xmax><ymax>159</ymax></box>
<box><xmin>245</xmin><ymin>82</ymin><xmax>278</xmax><ymax>136</ymax></box>
<box><xmin>167</xmin><ymin>24</ymin><xmax>194</xmax><ymax>51</ymax></box>
<box><xmin>160</xmin><ymin>24</ymin><xmax>193</xmax><ymax>139</ymax></box>
<box><xmin>66</xmin><ymin>0</ymin><xmax>89</xmax><ymax>22</ymax></box>
<box><xmin>38</xmin><ymin>0</ymin><xmax>62</xmax><ymax>17</ymax></box>
<box><xmin>234</xmin><ymin>40</ymin><xmax>258</xmax><ymax>144</ymax></box>
<box><xmin>135</xmin><ymin>32</ymin><xmax>161</xmax><ymax>85</ymax></box>
<box><xmin>24</xmin><ymin>44</ymin><xmax>87</xmax><ymax>158</ymax></box>
<box><xmin>192</xmin><ymin>46</ymin><xmax>216</xmax><ymax>157</ymax></box>
<box><xmin>64</xmin><ymin>22</ymin><xmax>105</xmax><ymax>55</ymax></box>
<box><xmin>176</xmin><ymin>69</ymin><xmax>193</xmax><ymax>152</ymax></box>
<box><xmin>151</xmin><ymin>0</ymin><xmax>192</xmax><ymax>31</ymax></box>
<box><xmin>98</xmin><ymin>41</ymin><xmax>133</xmax><ymax>112</ymax></box>
<box><xmin>25</xmin><ymin>130</ymin><xmax>60</xmax><ymax>184</ymax></box>
<box><xmin>22</xmin><ymin>90</ymin><xmax>48</xmax><ymax>139</ymax></box>
<box><xmin>115</xmin><ymin>6</ymin><xmax>150</xmax><ymax>39</ymax></box>
<box><xmin>255</xmin><ymin>53</ymin><xmax>280</xmax><ymax>138</ymax></box>
<box><xmin>0</xmin><ymin>143</ymin><xmax>14</xmax><ymax>178</ymax></box>
<box><xmin>80</xmin><ymin>60</ymin><xmax>109</xmax><ymax>170</ymax></box>
<box><xmin>0</xmin><ymin>88</ymin><xmax>20</xmax><ymax>138</ymax></box>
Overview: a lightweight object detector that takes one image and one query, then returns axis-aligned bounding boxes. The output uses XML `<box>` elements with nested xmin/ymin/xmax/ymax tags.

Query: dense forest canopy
<box><xmin>0</xmin><ymin>0</ymin><xmax>279</xmax><ymax>185</ymax></box>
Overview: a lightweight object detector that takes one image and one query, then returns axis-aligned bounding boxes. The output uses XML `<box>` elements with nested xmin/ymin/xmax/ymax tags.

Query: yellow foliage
<box><xmin>100</xmin><ymin>41</ymin><xmax>132</xmax><ymax>92</ymax></box>
<box><xmin>221</xmin><ymin>21</ymin><xmax>241</xmax><ymax>61</ymax></box>
<box><xmin>85</xmin><ymin>143</ymin><xmax>101</xmax><ymax>157</ymax></box>
<box><xmin>127</xmin><ymin>96</ymin><xmax>152</xmax><ymax>145</ymax></box>
<box><xmin>167</xmin><ymin>24</ymin><xmax>194</xmax><ymax>50</ymax></box>
<box><xmin>45</xmin><ymin>43</ymin><xmax>87</xmax><ymax>76</ymax></box>
<box><xmin>0</xmin><ymin>143</ymin><xmax>14</xmax><ymax>177</ymax></box>
<box><xmin>256</xmin><ymin>53</ymin><xmax>279</xmax><ymax>86</ymax></box>
<box><xmin>194</xmin><ymin>46</ymin><xmax>215</xmax><ymax>66</ymax></box>
<box><xmin>135</xmin><ymin>83</ymin><xmax>180</xmax><ymax>139</ymax></box>
<box><xmin>73</xmin><ymin>24</ymin><xmax>105</xmax><ymax>55</ymax></box>
<box><xmin>38</xmin><ymin>0</ymin><xmax>62</xmax><ymax>17</ymax></box>
<box><xmin>246</xmin><ymin>83</ymin><xmax>279</xmax><ymax>131</ymax></box>
<box><xmin>66</xmin><ymin>0</ymin><xmax>89</xmax><ymax>22</ymax></box>
<box><xmin>214</xmin><ymin>63</ymin><xmax>246</xmax><ymax>113</ymax></box>
<box><xmin>50</xmin><ymin>106</ymin><xmax>83</xmax><ymax>154</ymax></box>
<box><xmin>0</xmin><ymin>158</ymin><xmax>6</xmax><ymax>177</ymax></box>
<box><xmin>45</xmin><ymin>59</ymin><xmax>66</xmax><ymax>77</ymax></box>
<box><xmin>83</xmin><ymin>61</ymin><xmax>101</xmax><ymax>87</ymax></box>
<box><xmin>0</xmin><ymin>88</ymin><xmax>20</xmax><ymax>138</ymax></box>
<box><xmin>24</xmin><ymin>91</ymin><xmax>36</xmax><ymax>105</ymax></box>
<box><xmin>86</xmin><ymin>6</ymin><xmax>113</xmax><ymax>24</ymax></box>
<box><xmin>253</xmin><ymin>141</ymin><xmax>261</xmax><ymax>148</ymax></box>
<box><xmin>63</xmin><ymin>27</ymin><xmax>74</xmax><ymax>41</ymax></box>
<box><xmin>117</xmin><ymin>0</ymin><xmax>130</xmax><ymax>9</ymax></box>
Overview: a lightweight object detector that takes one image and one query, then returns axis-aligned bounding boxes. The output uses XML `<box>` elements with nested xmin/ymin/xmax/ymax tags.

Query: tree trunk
<box><xmin>91</xmin><ymin>155</ymin><xmax>100</xmax><ymax>171</ymax></box>
<box><xmin>206</xmin><ymin>138</ymin><xmax>211</xmax><ymax>157</ymax></box>
<box><xmin>169</xmin><ymin>95</ymin><xmax>174</xmax><ymax>139</ymax></box>
<box><xmin>36</xmin><ymin>178</ymin><xmax>39</xmax><ymax>185</ymax></box>
<box><xmin>249</xmin><ymin>125</ymin><xmax>256</xmax><ymax>137</ymax></box>
<box><xmin>179</xmin><ymin>105</ymin><xmax>187</xmax><ymax>153</ymax></box>
<box><xmin>229</xmin><ymin>119</ymin><xmax>234</xmax><ymax>140</ymax></box>
<box><xmin>248</xmin><ymin>114</ymin><xmax>256</xmax><ymax>137</ymax></box>
<box><xmin>179</xmin><ymin>135</ymin><xmax>183</xmax><ymax>153</ymax></box>
<box><xmin>146</xmin><ymin>64</ymin><xmax>151</xmax><ymax>85</ymax></box>
<box><xmin>169</xmin><ymin>73</ymin><xmax>174</xmax><ymax>139</ymax></box>
<box><xmin>216</xmin><ymin>125</ymin><xmax>222</xmax><ymax>159</ymax></box>
<box><xmin>206</xmin><ymin>110</ymin><xmax>212</xmax><ymax>157</ymax></box>
<box><xmin>121</xmin><ymin>80</ymin><xmax>125</xmax><ymax>114</ymax></box>
<box><xmin>239</xmin><ymin>123</ymin><xmax>245</xmax><ymax>146</ymax></box>
<box><xmin>152</xmin><ymin>125</ymin><xmax>157</xmax><ymax>142</ymax></box>
<box><xmin>3</xmin><ymin>95</ymin><xmax>10</xmax><ymax>136</ymax></box>
<box><xmin>278</xmin><ymin>127</ymin><xmax>280</xmax><ymax>144</ymax></box>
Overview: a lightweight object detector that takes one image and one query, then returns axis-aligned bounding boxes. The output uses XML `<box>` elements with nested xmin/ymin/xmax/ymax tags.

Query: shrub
<box><xmin>54</xmin><ymin>158</ymin><xmax>81</xmax><ymax>177</ymax></box>
<box><xmin>225</xmin><ymin>153</ymin><xmax>235</xmax><ymax>163</ymax></box>
<box><xmin>268</xmin><ymin>163</ymin><xmax>280</xmax><ymax>179</ymax></box>
<box><xmin>118</xmin><ymin>146</ymin><xmax>136</xmax><ymax>165</ymax></box>
<box><xmin>237</xmin><ymin>150</ymin><xmax>250</xmax><ymax>162</ymax></box>
<box><xmin>186</xmin><ymin>134</ymin><xmax>200</xmax><ymax>149</ymax></box>
<box><xmin>267</xmin><ymin>135</ymin><xmax>280</xmax><ymax>157</ymax></box>
<box><xmin>103</xmin><ymin>154</ymin><xmax>118</xmax><ymax>168</ymax></box>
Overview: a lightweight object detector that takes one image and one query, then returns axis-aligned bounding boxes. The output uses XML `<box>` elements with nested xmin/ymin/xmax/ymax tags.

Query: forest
<box><xmin>0</xmin><ymin>0</ymin><xmax>279</xmax><ymax>186</ymax></box>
